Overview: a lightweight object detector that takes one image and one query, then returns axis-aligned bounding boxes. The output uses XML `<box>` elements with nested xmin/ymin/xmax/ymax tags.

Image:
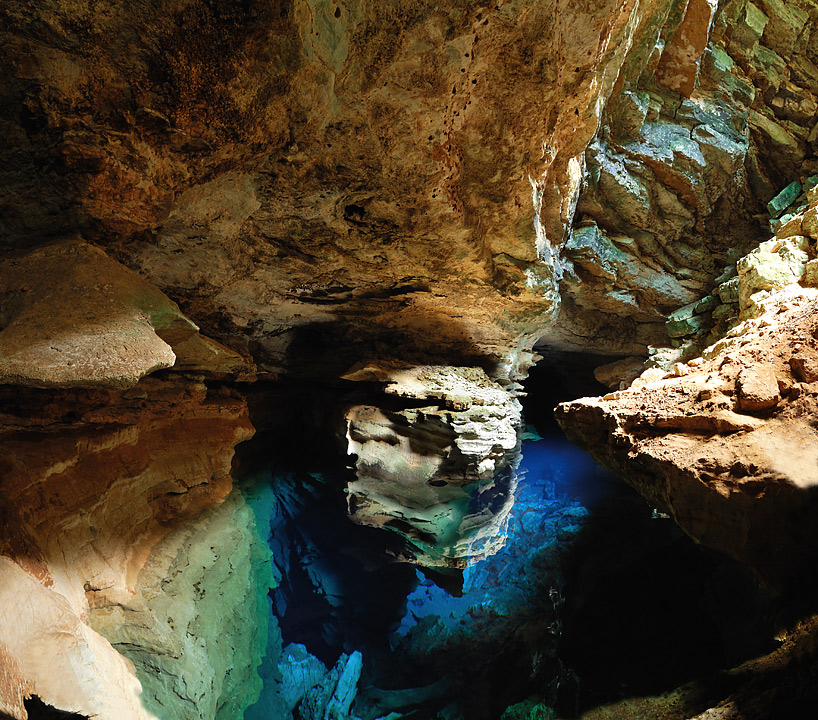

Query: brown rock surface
<box><xmin>557</xmin><ymin>286</ymin><xmax>818</xmax><ymax>592</ymax></box>
<box><xmin>0</xmin><ymin>0</ymin><xmax>681</xmax><ymax>378</ymax></box>
<box><xmin>0</xmin><ymin>378</ymin><xmax>252</xmax><ymax>717</ymax></box>
<box><xmin>655</xmin><ymin>0</ymin><xmax>718</xmax><ymax>96</ymax></box>
<box><xmin>737</xmin><ymin>364</ymin><xmax>780</xmax><ymax>411</ymax></box>
<box><xmin>0</xmin><ymin>239</ymin><xmax>254</xmax><ymax>389</ymax></box>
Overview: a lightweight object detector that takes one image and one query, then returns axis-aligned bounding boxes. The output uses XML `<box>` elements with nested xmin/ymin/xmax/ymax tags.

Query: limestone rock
<box><xmin>90</xmin><ymin>489</ymin><xmax>274</xmax><ymax>720</ymax></box>
<box><xmin>0</xmin><ymin>239</ymin><xmax>254</xmax><ymax>389</ymax></box>
<box><xmin>0</xmin><ymin>0</ymin><xmax>682</xmax><ymax>380</ymax></box>
<box><xmin>800</xmin><ymin>259</ymin><xmax>818</xmax><ymax>287</ymax></box>
<box><xmin>790</xmin><ymin>352</ymin><xmax>818</xmax><ymax>383</ymax></box>
<box><xmin>556</xmin><ymin>287</ymin><xmax>818</xmax><ymax>592</ymax></box>
<box><xmin>343</xmin><ymin>363</ymin><xmax>521</xmax><ymax>568</ymax></box>
<box><xmin>0</xmin><ymin>377</ymin><xmax>253</xmax><ymax>717</ymax></box>
<box><xmin>655</xmin><ymin>0</ymin><xmax>718</xmax><ymax>97</ymax></box>
<box><xmin>737</xmin><ymin>236</ymin><xmax>809</xmax><ymax>313</ymax></box>
<box><xmin>0</xmin><ymin>557</ymin><xmax>156</xmax><ymax>720</ymax></box>
<box><xmin>802</xmin><ymin>207</ymin><xmax>818</xmax><ymax>239</ymax></box>
<box><xmin>737</xmin><ymin>365</ymin><xmax>780</xmax><ymax>411</ymax></box>
<box><xmin>0</xmin><ymin>644</ymin><xmax>29</xmax><ymax>720</ymax></box>
<box><xmin>593</xmin><ymin>356</ymin><xmax>647</xmax><ymax>390</ymax></box>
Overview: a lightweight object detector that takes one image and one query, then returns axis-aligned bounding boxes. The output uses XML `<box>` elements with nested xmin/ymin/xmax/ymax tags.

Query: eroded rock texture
<box><xmin>557</xmin><ymin>282</ymin><xmax>818</xmax><ymax>594</ymax></box>
<box><xmin>343</xmin><ymin>363</ymin><xmax>521</xmax><ymax>567</ymax></box>
<box><xmin>0</xmin><ymin>379</ymin><xmax>258</xmax><ymax>719</ymax></box>
<box><xmin>3</xmin><ymin>0</ymin><xmax>818</xmax><ymax>717</ymax></box>
<box><xmin>1</xmin><ymin>0</ymin><xmax>682</xmax><ymax>379</ymax></box>
<box><xmin>549</xmin><ymin>0</ymin><xmax>818</xmax><ymax>355</ymax></box>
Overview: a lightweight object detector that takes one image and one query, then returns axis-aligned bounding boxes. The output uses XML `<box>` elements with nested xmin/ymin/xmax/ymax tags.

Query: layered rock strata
<box><xmin>1</xmin><ymin>0</ymin><xmax>686</xmax><ymax>379</ymax></box>
<box><xmin>0</xmin><ymin>238</ymin><xmax>255</xmax><ymax>388</ymax></box>
<box><xmin>343</xmin><ymin>363</ymin><xmax>522</xmax><ymax>567</ymax></box>
<box><xmin>0</xmin><ymin>378</ymin><xmax>255</xmax><ymax>718</ymax></box>
<box><xmin>557</xmin><ymin>270</ymin><xmax>818</xmax><ymax>592</ymax></box>
<box><xmin>0</xmin><ymin>239</ymin><xmax>265</xmax><ymax>718</ymax></box>
<box><xmin>550</xmin><ymin>0</ymin><xmax>818</xmax><ymax>356</ymax></box>
<box><xmin>3</xmin><ymin>0</ymin><xmax>818</xmax><ymax>716</ymax></box>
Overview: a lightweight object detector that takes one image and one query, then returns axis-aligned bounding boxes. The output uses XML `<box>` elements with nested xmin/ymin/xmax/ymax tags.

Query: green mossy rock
<box><xmin>501</xmin><ymin>697</ymin><xmax>555</xmax><ymax>720</ymax></box>
<box><xmin>666</xmin><ymin>313</ymin><xmax>709</xmax><ymax>338</ymax></box>
<box><xmin>767</xmin><ymin>180</ymin><xmax>802</xmax><ymax>218</ymax></box>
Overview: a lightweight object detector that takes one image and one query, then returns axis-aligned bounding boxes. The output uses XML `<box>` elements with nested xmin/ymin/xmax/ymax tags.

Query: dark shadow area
<box><xmin>23</xmin><ymin>697</ymin><xmax>88</xmax><ymax>720</ymax></box>
<box><xmin>231</xmin><ymin>353</ymin><xmax>792</xmax><ymax>720</ymax></box>
<box><xmin>522</xmin><ymin>350</ymin><xmax>611</xmax><ymax>434</ymax></box>
<box><xmin>260</xmin><ymin>306</ymin><xmax>503</xmax><ymax>383</ymax></box>
<box><xmin>234</xmin><ymin>379</ymin><xmax>419</xmax><ymax>667</ymax></box>
<box><xmin>523</xmin><ymin>353</ymin><xmax>781</xmax><ymax>718</ymax></box>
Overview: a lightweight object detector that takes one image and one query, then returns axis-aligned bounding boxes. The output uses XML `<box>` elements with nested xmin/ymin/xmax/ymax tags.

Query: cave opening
<box><xmin>228</xmin><ymin>354</ymin><xmax>781</xmax><ymax>720</ymax></box>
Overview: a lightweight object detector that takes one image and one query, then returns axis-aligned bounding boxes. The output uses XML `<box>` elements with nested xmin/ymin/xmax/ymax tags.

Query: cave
<box><xmin>3</xmin><ymin>1</ymin><xmax>818</xmax><ymax>719</ymax></box>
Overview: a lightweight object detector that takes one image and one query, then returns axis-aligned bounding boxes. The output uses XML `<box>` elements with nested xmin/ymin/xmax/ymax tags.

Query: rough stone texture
<box><xmin>557</xmin><ymin>283</ymin><xmax>818</xmax><ymax>593</ymax></box>
<box><xmin>0</xmin><ymin>239</ymin><xmax>255</xmax><ymax>389</ymax></box>
<box><xmin>90</xmin><ymin>489</ymin><xmax>274</xmax><ymax>720</ymax></box>
<box><xmin>343</xmin><ymin>363</ymin><xmax>521</xmax><ymax>567</ymax></box>
<box><xmin>0</xmin><ymin>556</ymin><xmax>155</xmax><ymax>720</ymax></box>
<box><xmin>0</xmin><ymin>0</ymin><xmax>680</xmax><ymax>381</ymax></box>
<box><xmin>548</xmin><ymin>0</ymin><xmax>818</xmax><ymax>356</ymax></box>
<box><xmin>655</xmin><ymin>0</ymin><xmax>718</xmax><ymax>96</ymax></box>
<box><xmin>736</xmin><ymin>235</ymin><xmax>810</xmax><ymax>314</ymax></box>
<box><xmin>3</xmin><ymin>0</ymin><xmax>818</xmax><ymax>715</ymax></box>
<box><xmin>737</xmin><ymin>364</ymin><xmax>780</xmax><ymax>411</ymax></box>
<box><xmin>0</xmin><ymin>644</ymin><xmax>29</xmax><ymax>720</ymax></box>
<box><xmin>0</xmin><ymin>379</ymin><xmax>253</xmax><ymax>718</ymax></box>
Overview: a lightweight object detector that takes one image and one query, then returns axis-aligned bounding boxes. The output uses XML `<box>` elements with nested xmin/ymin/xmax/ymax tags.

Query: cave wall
<box><xmin>2</xmin><ymin>0</ymin><xmax>818</xmax><ymax>718</ymax></box>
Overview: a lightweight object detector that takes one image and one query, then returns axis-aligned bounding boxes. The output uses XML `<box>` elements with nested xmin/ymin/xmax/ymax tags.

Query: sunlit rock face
<box><xmin>343</xmin><ymin>363</ymin><xmax>521</xmax><ymax>567</ymax></box>
<box><xmin>3</xmin><ymin>0</ymin><xmax>818</xmax><ymax>717</ymax></box>
<box><xmin>557</xmin><ymin>277</ymin><xmax>818</xmax><ymax>593</ymax></box>
<box><xmin>547</xmin><ymin>0</ymin><xmax>818</xmax><ymax>356</ymax></box>
<box><xmin>0</xmin><ymin>238</ymin><xmax>255</xmax><ymax>389</ymax></box>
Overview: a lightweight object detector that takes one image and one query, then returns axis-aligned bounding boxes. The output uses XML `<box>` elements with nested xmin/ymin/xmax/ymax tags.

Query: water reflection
<box><xmin>342</xmin><ymin>364</ymin><xmax>523</xmax><ymax>571</ymax></box>
<box><xmin>247</xmin><ymin>425</ymin><xmax>620</xmax><ymax>719</ymax></box>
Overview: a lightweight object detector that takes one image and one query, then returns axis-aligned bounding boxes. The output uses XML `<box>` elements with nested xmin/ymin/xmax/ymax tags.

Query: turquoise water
<box><xmin>240</xmin><ymin>431</ymin><xmax>624</xmax><ymax>720</ymax></box>
<box><xmin>236</xmin><ymin>414</ymin><xmax>774</xmax><ymax>720</ymax></box>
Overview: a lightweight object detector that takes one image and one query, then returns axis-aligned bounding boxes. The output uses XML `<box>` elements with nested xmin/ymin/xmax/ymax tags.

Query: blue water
<box><xmin>241</xmin><ymin>429</ymin><xmax>625</xmax><ymax>719</ymax></box>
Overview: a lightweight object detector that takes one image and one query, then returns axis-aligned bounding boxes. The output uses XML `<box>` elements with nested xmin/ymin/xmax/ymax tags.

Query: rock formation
<box><xmin>557</xmin><ymin>193</ymin><xmax>818</xmax><ymax>595</ymax></box>
<box><xmin>343</xmin><ymin>362</ymin><xmax>521</xmax><ymax>567</ymax></box>
<box><xmin>3</xmin><ymin>0</ymin><xmax>818</xmax><ymax>718</ymax></box>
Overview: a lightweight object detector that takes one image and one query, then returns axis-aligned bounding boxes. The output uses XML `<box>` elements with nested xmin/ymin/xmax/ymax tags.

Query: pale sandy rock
<box><xmin>0</xmin><ymin>643</ymin><xmax>28</xmax><ymax>720</ymax></box>
<box><xmin>594</xmin><ymin>356</ymin><xmax>647</xmax><ymax>390</ymax></box>
<box><xmin>800</xmin><ymin>259</ymin><xmax>818</xmax><ymax>287</ymax></box>
<box><xmin>0</xmin><ymin>557</ymin><xmax>157</xmax><ymax>720</ymax></box>
<box><xmin>802</xmin><ymin>207</ymin><xmax>818</xmax><ymax>239</ymax></box>
<box><xmin>790</xmin><ymin>351</ymin><xmax>818</xmax><ymax>383</ymax></box>
<box><xmin>0</xmin><ymin>239</ymin><xmax>254</xmax><ymax>389</ymax></box>
<box><xmin>737</xmin><ymin>365</ymin><xmax>780</xmax><ymax>411</ymax></box>
<box><xmin>737</xmin><ymin>236</ymin><xmax>810</xmax><ymax>314</ymax></box>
